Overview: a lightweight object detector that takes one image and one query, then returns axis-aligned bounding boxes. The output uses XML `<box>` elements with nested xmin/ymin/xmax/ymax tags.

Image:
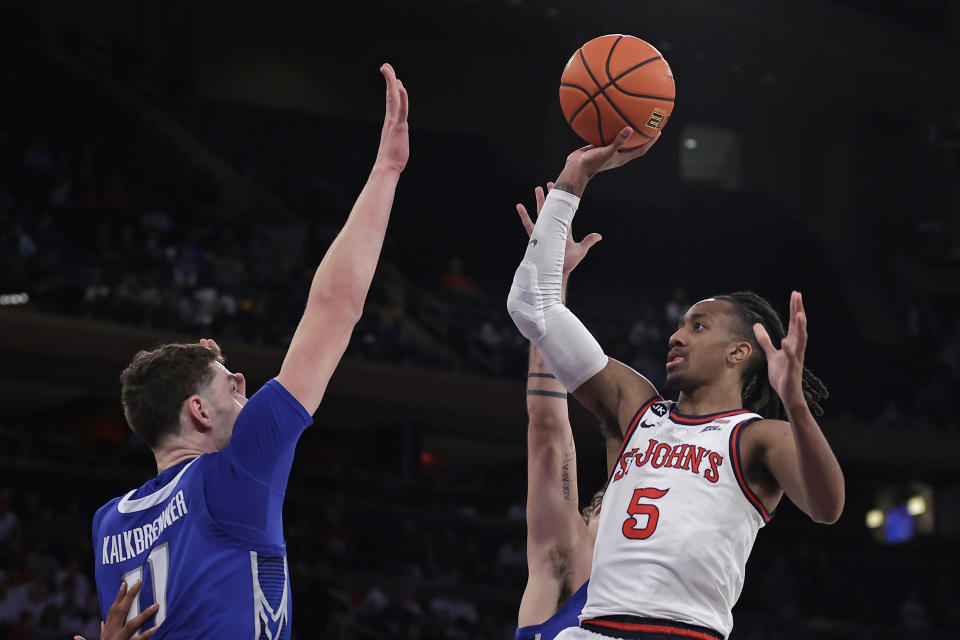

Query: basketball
<box><xmin>559</xmin><ymin>34</ymin><xmax>675</xmax><ymax>150</ymax></box>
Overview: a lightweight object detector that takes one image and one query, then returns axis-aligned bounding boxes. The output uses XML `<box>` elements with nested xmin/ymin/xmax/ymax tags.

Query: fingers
<box><xmin>546</xmin><ymin>181</ymin><xmax>555</xmax><ymax>192</ymax></box>
<box><xmin>795</xmin><ymin>310</ymin><xmax>808</xmax><ymax>357</ymax></box>
<box><xmin>380</xmin><ymin>63</ymin><xmax>396</xmax><ymax>88</ymax></box>
<box><xmin>136</xmin><ymin>626</ymin><xmax>160</xmax><ymax>639</ymax></box>
<box><xmin>112</xmin><ymin>581</ymin><xmax>129</xmax><ymax>605</ymax></box>
<box><xmin>128</xmin><ymin>603</ymin><xmax>160</xmax><ymax>632</ymax></box>
<box><xmin>752</xmin><ymin>322</ymin><xmax>776</xmax><ymax>357</ymax></box>
<box><xmin>786</xmin><ymin>290</ymin><xmax>807</xmax><ymax>356</ymax></box>
<box><xmin>621</xmin><ymin>130</ymin><xmax>662</xmax><ymax>159</ymax></box>
<box><xmin>112</xmin><ymin>580</ymin><xmax>143</xmax><ymax>619</ymax></box>
<box><xmin>534</xmin><ymin>185</ymin><xmax>546</xmax><ymax>214</ymax></box>
<box><xmin>398</xmin><ymin>82</ymin><xmax>409</xmax><ymax>123</ymax></box>
<box><xmin>380</xmin><ymin>63</ymin><xmax>400</xmax><ymax>120</ymax></box>
<box><xmin>607</xmin><ymin>127</ymin><xmax>633</xmax><ymax>153</ymax></box>
<box><xmin>516</xmin><ymin>203</ymin><xmax>535</xmax><ymax>237</ymax></box>
<box><xmin>580</xmin><ymin>233</ymin><xmax>602</xmax><ymax>253</ymax></box>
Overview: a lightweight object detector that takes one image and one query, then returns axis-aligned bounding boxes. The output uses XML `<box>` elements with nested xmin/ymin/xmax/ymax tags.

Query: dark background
<box><xmin>0</xmin><ymin>1</ymin><xmax>958</xmax><ymax>638</ymax></box>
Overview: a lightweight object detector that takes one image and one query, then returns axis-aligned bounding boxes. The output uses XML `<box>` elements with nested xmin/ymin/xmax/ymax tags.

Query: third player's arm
<box><xmin>276</xmin><ymin>64</ymin><xmax>408</xmax><ymax>415</ymax></box>
<box><xmin>524</xmin><ymin>344</ymin><xmax>582</xmax><ymax>554</ymax></box>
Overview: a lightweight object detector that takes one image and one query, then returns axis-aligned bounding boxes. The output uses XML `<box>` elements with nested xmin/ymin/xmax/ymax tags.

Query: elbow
<box><xmin>507</xmin><ymin>275</ymin><xmax>546</xmax><ymax>342</ymax></box>
<box><xmin>312</xmin><ymin>290</ymin><xmax>365</xmax><ymax>325</ymax></box>
<box><xmin>811</xmin><ymin>495</ymin><xmax>845</xmax><ymax>525</ymax></box>
<box><xmin>812</xmin><ymin>509</ymin><xmax>843</xmax><ymax>526</ymax></box>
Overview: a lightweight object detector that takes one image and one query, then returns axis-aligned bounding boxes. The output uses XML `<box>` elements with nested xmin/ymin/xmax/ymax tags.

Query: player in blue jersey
<box><xmin>89</xmin><ymin>63</ymin><xmax>409</xmax><ymax>638</ymax></box>
<box><xmin>514</xmin><ymin>184</ymin><xmax>621</xmax><ymax>640</ymax></box>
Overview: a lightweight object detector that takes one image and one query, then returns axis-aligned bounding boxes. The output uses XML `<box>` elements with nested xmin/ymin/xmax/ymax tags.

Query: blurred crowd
<box><xmin>3</xmin><ymin>120</ymin><xmax>958</xmax><ymax>430</ymax></box>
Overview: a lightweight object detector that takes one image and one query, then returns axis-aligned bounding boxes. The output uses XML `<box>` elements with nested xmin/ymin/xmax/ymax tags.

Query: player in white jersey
<box><xmin>507</xmin><ymin>127</ymin><xmax>844</xmax><ymax>640</ymax></box>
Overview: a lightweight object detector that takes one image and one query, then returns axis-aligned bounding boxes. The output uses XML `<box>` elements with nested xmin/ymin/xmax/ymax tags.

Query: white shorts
<box><xmin>555</xmin><ymin>628</ymin><xmax>605</xmax><ymax>640</ymax></box>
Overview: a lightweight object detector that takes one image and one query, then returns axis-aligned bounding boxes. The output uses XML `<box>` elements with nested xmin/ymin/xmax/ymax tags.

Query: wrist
<box><xmin>782</xmin><ymin>391</ymin><xmax>809</xmax><ymax>418</ymax></box>
<box><xmin>370</xmin><ymin>162</ymin><xmax>403</xmax><ymax>180</ymax></box>
<box><xmin>555</xmin><ymin>162</ymin><xmax>591</xmax><ymax>197</ymax></box>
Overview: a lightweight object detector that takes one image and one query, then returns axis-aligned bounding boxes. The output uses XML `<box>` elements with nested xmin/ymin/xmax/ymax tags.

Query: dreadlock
<box><xmin>714</xmin><ymin>292</ymin><xmax>829</xmax><ymax>420</ymax></box>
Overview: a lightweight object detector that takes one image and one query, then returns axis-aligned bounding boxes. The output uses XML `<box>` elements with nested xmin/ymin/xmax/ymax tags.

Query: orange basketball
<box><xmin>559</xmin><ymin>34</ymin><xmax>675</xmax><ymax>150</ymax></box>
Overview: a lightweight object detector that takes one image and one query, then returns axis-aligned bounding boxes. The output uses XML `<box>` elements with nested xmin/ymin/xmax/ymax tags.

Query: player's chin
<box><xmin>664</xmin><ymin>369</ymin><xmax>685</xmax><ymax>391</ymax></box>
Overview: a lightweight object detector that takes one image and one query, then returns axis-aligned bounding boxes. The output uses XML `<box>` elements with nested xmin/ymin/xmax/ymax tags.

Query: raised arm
<box><xmin>276</xmin><ymin>64</ymin><xmax>409</xmax><ymax>414</ymax></box>
<box><xmin>507</xmin><ymin>128</ymin><xmax>662</xmax><ymax>436</ymax></box>
<box><xmin>516</xmin><ymin>184</ymin><xmax>606</xmax><ymax>554</ymax></box>
<box><xmin>516</xmin><ymin>186</ymin><xmax>601</xmax><ymax>625</ymax></box>
<box><xmin>750</xmin><ymin>292</ymin><xmax>845</xmax><ymax>524</ymax></box>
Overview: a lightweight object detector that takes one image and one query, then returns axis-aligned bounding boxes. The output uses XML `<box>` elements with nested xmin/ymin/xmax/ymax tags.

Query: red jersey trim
<box><xmin>669</xmin><ymin>408</ymin><xmax>753</xmax><ymax>425</ymax></box>
<box><xmin>605</xmin><ymin>396</ymin><xmax>662</xmax><ymax>488</ymax></box>
<box><xmin>583</xmin><ymin>617</ymin><xmax>723</xmax><ymax>640</ymax></box>
<box><xmin>729</xmin><ymin>418</ymin><xmax>771</xmax><ymax>522</ymax></box>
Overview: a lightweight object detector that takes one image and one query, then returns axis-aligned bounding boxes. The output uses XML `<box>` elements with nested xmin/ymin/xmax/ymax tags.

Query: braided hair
<box><xmin>714</xmin><ymin>292</ymin><xmax>829</xmax><ymax>420</ymax></box>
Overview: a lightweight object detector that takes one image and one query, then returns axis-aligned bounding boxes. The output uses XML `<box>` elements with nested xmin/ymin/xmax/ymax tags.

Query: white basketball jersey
<box><xmin>581</xmin><ymin>397</ymin><xmax>770</xmax><ymax>639</ymax></box>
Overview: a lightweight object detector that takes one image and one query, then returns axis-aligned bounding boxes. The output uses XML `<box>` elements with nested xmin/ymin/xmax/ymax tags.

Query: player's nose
<box><xmin>668</xmin><ymin>330</ymin><xmax>686</xmax><ymax>348</ymax></box>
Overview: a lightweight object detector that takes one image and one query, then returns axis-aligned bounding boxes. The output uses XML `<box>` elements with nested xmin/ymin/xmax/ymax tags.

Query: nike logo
<box><xmin>640</xmin><ymin>421</ymin><xmax>657</xmax><ymax>429</ymax></box>
<box><xmin>529</xmin><ymin>238</ymin><xmax>538</xmax><ymax>246</ymax></box>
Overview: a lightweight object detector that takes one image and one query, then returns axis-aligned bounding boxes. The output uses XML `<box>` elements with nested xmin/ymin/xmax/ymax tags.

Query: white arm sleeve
<box><xmin>506</xmin><ymin>189</ymin><xmax>608</xmax><ymax>391</ymax></box>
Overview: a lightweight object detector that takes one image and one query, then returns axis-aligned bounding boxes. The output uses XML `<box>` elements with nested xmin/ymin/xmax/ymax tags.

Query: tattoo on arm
<box><xmin>528</xmin><ymin>372</ymin><xmax>556</xmax><ymax>379</ymax></box>
<box><xmin>561</xmin><ymin>436</ymin><xmax>575</xmax><ymax>501</ymax></box>
<box><xmin>527</xmin><ymin>390</ymin><xmax>568</xmax><ymax>399</ymax></box>
<box><xmin>553</xmin><ymin>181</ymin><xmax>577</xmax><ymax>194</ymax></box>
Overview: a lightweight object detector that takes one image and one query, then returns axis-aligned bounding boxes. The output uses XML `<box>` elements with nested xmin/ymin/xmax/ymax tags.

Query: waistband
<box><xmin>582</xmin><ymin>615</ymin><xmax>724</xmax><ymax>640</ymax></box>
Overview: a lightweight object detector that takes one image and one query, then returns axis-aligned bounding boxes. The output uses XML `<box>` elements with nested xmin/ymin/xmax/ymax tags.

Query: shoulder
<box><xmin>734</xmin><ymin>418</ymin><xmax>793</xmax><ymax>467</ymax></box>
<box><xmin>738</xmin><ymin>418</ymin><xmax>791</xmax><ymax>444</ymax></box>
<box><xmin>239</xmin><ymin>379</ymin><xmax>313</xmax><ymax>423</ymax></box>
<box><xmin>92</xmin><ymin>496</ymin><xmax>123</xmax><ymax>531</ymax></box>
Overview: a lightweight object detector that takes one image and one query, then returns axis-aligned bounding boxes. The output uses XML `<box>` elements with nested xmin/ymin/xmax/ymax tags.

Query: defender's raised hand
<box><xmin>753</xmin><ymin>291</ymin><xmax>808</xmax><ymax>408</ymax></box>
<box><xmin>516</xmin><ymin>182</ymin><xmax>601</xmax><ymax>275</ymax></box>
<box><xmin>376</xmin><ymin>63</ymin><xmax>409</xmax><ymax>173</ymax></box>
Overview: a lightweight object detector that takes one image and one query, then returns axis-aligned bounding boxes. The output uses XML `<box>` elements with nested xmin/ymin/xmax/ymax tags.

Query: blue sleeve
<box><xmin>204</xmin><ymin>379</ymin><xmax>313</xmax><ymax>545</ymax></box>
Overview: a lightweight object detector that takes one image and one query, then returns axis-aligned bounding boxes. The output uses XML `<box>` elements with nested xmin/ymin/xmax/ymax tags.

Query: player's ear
<box><xmin>727</xmin><ymin>340</ymin><xmax>752</xmax><ymax>367</ymax></box>
<box><xmin>184</xmin><ymin>395</ymin><xmax>213</xmax><ymax>431</ymax></box>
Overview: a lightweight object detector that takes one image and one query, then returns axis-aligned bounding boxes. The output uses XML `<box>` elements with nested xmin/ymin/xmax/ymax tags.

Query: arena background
<box><xmin>0</xmin><ymin>1</ymin><xmax>958</xmax><ymax>638</ymax></box>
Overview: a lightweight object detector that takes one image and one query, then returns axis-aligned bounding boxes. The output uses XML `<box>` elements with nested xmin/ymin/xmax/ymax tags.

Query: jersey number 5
<box><xmin>622</xmin><ymin>487</ymin><xmax>669</xmax><ymax>540</ymax></box>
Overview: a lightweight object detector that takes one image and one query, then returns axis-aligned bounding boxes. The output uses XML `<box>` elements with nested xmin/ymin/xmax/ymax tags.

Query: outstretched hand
<box><xmin>75</xmin><ymin>580</ymin><xmax>159</xmax><ymax>640</ymax></box>
<box><xmin>753</xmin><ymin>291</ymin><xmax>808</xmax><ymax>409</ymax></box>
<box><xmin>199</xmin><ymin>337</ymin><xmax>221</xmax><ymax>357</ymax></box>
<box><xmin>516</xmin><ymin>182</ymin><xmax>601</xmax><ymax>275</ymax></box>
<box><xmin>376</xmin><ymin>63</ymin><xmax>410</xmax><ymax>174</ymax></box>
<box><xmin>567</xmin><ymin>127</ymin><xmax>660</xmax><ymax>178</ymax></box>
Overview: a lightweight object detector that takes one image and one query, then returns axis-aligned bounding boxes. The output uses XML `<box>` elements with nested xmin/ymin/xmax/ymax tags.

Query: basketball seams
<box><xmin>605</xmin><ymin>43</ymin><xmax>674</xmax><ymax>101</ymax></box>
<box><xmin>560</xmin><ymin>83</ymin><xmax>597</xmax><ymax>127</ymax></box>
<box><xmin>577</xmin><ymin>48</ymin><xmax>608</xmax><ymax>146</ymax></box>
<box><xmin>561</xmin><ymin>83</ymin><xmax>604</xmax><ymax>147</ymax></box>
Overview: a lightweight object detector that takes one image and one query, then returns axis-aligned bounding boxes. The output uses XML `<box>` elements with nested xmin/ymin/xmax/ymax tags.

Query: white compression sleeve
<box><xmin>507</xmin><ymin>189</ymin><xmax>608</xmax><ymax>391</ymax></box>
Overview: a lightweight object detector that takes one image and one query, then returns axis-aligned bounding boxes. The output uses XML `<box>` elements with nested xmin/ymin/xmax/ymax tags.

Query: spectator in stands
<box><xmin>439</xmin><ymin>257</ymin><xmax>476</xmax><ymax>294</ymax></box>
<box><xmin>0</xmin><ymin>572</ymin><xmax>26</xmax><ymax>631</ymax></box>
<box><xmin>663</xmin><ymin>287</ymin><xmax>687</xmax><ymax>329</ymax></box>
<box><xmin>0</xmin><ymin>489</ymin><xmax>19</xmax><ymax>546</ymax></box>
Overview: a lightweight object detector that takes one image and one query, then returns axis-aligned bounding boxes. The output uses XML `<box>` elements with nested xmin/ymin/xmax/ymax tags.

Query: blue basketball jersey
<box><xmin>92</xmin><ymin>379</ymin><xmax>312</xmax><ymax>638</ymax></box>
<box><xmin>515</xmin><ymin>581</ymin><xmax>589</xmax><ymax>640</ymax></box>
